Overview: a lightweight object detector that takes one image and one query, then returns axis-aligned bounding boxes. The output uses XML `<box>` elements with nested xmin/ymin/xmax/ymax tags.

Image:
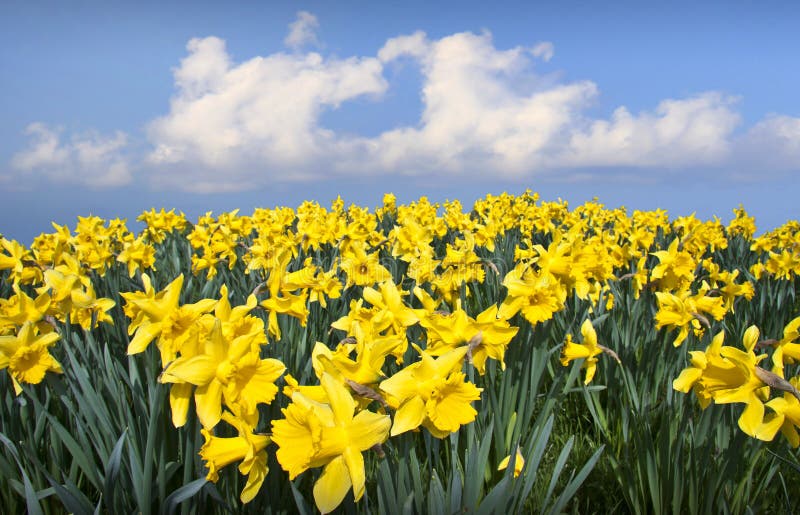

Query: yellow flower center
<box><xmin>13</xmin><ymin>346</ymin><xmax>41</xmax><ymax>372</ymax></box>
<box><xmin>216</xmin><ymin>360</ymin><xmax>237</xmax><ymax>384</ymax></box>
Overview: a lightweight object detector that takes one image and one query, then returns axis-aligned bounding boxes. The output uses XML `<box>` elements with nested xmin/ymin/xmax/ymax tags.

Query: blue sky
<box><xmin>2</xmin><ymin>0</ymin><xmax>799</xmax><ymax>242</ymax></box>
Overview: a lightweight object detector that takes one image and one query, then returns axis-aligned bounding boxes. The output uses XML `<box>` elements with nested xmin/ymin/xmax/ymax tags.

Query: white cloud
<box><xmin>377</xmin><ymin>31</ymin><xmax>430</xmax><ymax>62</ymax></box>
<box><xmin>531</xmin><ymin>42</ymin><xmax>554</xmax><ymax>62</ymax></box>
<box><xmin>9</xmin><ymin>12</ymin><xmax>799</xmax><ymax>191</ymax></box>
<box><xmin>347</xmin><ymin>31</ymin><xmax>599</xmax><ymax>176</ymax></box>
<box><xmin>145</xmin><ymin>28</ymin><xmax>771</xmax><ymax>186</ymax></box>
<box><xmin>284</xmin><ymin>11</ymin><xmax>320</xmax><ymax>50</ymax></box>
<box><xmin>146</xmin><ymin>35</ymin><xmax>387</xmax><ymax>190</ymax></box>
<box><xmin>10</xmin><ymin>123</ymin><xmax>131</xmax><ymax>188</ymax></box>
<box><xmin>561</xmin><ymin>93</ymin><xmax>741</xmax><ymax>168</ymax></box>
<box><xmin>736</xmin><ymin>115</ymin><xmax>800</xmax><ymax>170</ymax></box>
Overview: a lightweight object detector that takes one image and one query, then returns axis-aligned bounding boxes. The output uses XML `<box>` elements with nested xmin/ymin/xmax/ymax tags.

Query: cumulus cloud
<box><xmin>9</xmin><ymin>12</ymin><xmax>800</xmax><ymax>192</ymax></box>
<box><xmin>350</xmin><ymin>31</ymin><xmax>599</xmax><ymax>176</ymax></box>
<box><xmin>561</xmin><ymin>93</ymin><xmax>741</xmax><ymax>168</ymax></box>
<box><xmin>284</xmin><ymin>11</ymin><xmax>320</xmax><ymax>50</ymax></box>
<box><xmin>145</xmin><ymin>35</ymin><xmax>387</xmax><ymax>191</ymax></box>
<box><xmin>9</xmin><ymin>123</ymin><xmax>131</xmax><ymax>188</ymax></box>
<box><xmin>145</xmin><ymin>27</ymin><xmax>766</xmax><ymax>187</ymax></box>
<box><xmin>736</xmin><ymin>115</ymin><xmax>800</xmax><ymax>171</ymax></box>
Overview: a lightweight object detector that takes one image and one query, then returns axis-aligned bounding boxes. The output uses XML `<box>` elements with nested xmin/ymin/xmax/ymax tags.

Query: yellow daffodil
<box><xmin>271</xmin><ymin>372</ymin><xmax>391</xmax><ymax>513</ymax></box>
<box><xmin>561</xmin><ymin>319</ymin><xmax>604</xmax><ymax>385</ymax></box>
<box><xmin>498</xmin><ymin>264</ymin><xmax>566</xmax><ymax>325</ymax></box>
<box><xmin>650</xmin><ymin>238</ymin><xmax>696</xmax><ymax>291</ymax></box>
<box><xmin>771</xmin><ymin>316</ymin><xmax>800</xmax><ymax>376</ymax></box>
<box><xmin>311</xmin><ymin>334</ymin><xmax>404</xmax><ymax>387</ymax></box>
<box><xmin>654</xmin><ymin>288</ymin><xmax>725</xmax><ymax>347</ymax></box>
<box><xmin>340</xmin><ymin>242</ymin><xmax>392</xmax><ymax>288</ymax></box>
<box><xmin>362</xmin><ymin>280</ymin><xmax>419</xmax><ymax>336</ymax></box>
<box><xmin>122</xmin><ymin>274</ymin><xmax>216</xmax><ymax>364</ymax></box>
<box><xmin>421</xmin><ymin>304</ymin><xmax>518</xmax><ymax>374</ymax></box>
<box><xmin>117</xmin><ymin>235</ymin><xmax>157</xmax><ymax>277</ymax></box>
<box><xmin>765</xmin><ymin>376</ymin><xmax>800</xmax><ymax>447</ymax></box>
<box><xmin>0</xmin><ymin>322</ymin><xmax>62</xmax><ymax>395</ymax></box>
<box><xmin>497</xmin><ymin>446</ymin><xmax>525</xmax><ymax>478</ymax></box>
<box><xmin>199</xmin><ymin>411</ymin><xmax>270</xmax><ymax>503</ymax></box>
<box><xmin>0</xmin><ymin>237</ymin><xmax>42</xmax><ymax>285</ymax></box>
<box><xmin>160</xmin><ymin>320</ymin><xmax>285</xmax><ymax>428</ymax></box>
<box><xmin>674</xmin><ymin>327</ymin><xmax>779</xmax><ymax>440</ymax></box>
<box><xmin>379</xmin><ymin>345</ymin><xmax>482</xmax><ymax>437</ymax></box>
<box><xmin>0</xmin><ymin>287</ymin><xmax>51</xmax><ymax>334</ymax></box>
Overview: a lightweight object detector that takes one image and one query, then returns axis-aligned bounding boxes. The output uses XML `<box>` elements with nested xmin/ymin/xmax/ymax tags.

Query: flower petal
<box><xmin>313</xmin><ymin>455</ymin><xmax>352</xmax><ymax>514</ymax></box>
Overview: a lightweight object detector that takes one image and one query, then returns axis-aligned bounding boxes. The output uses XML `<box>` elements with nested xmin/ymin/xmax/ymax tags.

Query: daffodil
<box><xmin>0</xmin><ymin>322</ymin><xmax>62</xmax><ymax>395</ymax></box>
<box><xmin>650</xmin><ymin>238</ymin><xmax>696</xmax><ymax>291</ymax></box>
<box><xmin>771</xmin><ymin>316</ymin><xmax>800</xmax><ymax>376</ymax></box>
<box><xmin>421</xmin><ymin>304</ymin><xmax>518</xmax><ymax>374</ymax></box>
<box><xmin>69</xmin><ymin>283</ymin><xmax>116</xmax><ymax>329</ymax></box>
<box><xmin>199</xmin><ymin>411</ymin><xmax>270</xmax><ymax>503</ymax></box>
<box><xmin>122</xmin><ymin>274</ymin><xmax>216</xmax><ymax>364</ymax></box>
<box><xmin>311</xmin><ymin>334</ymin><xmax>404</xmax><ymax>387</ymax></box>
<box><xmin>765</xmin><ymin>376</ymin><xmax>800</xmax><ymax>447</ymax></box>
<box><xmin>362</xmin><ymin>280</ymin><xmax>419</xmax><ymax>336</ymax></box>
<box><xmin>271</xmin><ymin>372</ymin><xmax>391</xmax><ymax>513</ymax></box>
<box><xmin>339</xmin><ymin>242</ymin><xmax>392</xmax><ymax>288</ymax></box>
<box><xmin>654</xmin><ymin>288</ymin><xmax>725</xmax><ymax>347</ymax></box>
<box><xmin>117</xmin><ymin>235</ymin><xmax>157</xmax><ymax>277</ymax></box>
<box><xmin>160</xmin><ymin>320</ymin><xmax>285</xmax><ymax>428</ymax></box>
<box><xmin>0</xmin><ymin>286</ymin><xmax>51</xmax><ymax>334</ymax></box>
<box><xmin>0</xmin><ymin>237</ymin><xmax>42</xmax><ymax>285</ymax></box>
<box><xmin>672</xmin><ymin>329</ymin><xmax>730</xmax><ymax>408</ymax></box>
<box><xmin>497</xmin><ymin>446</ymin><xmax>525</xmax><ymax>478</ymax></box>
<box><xmin>379</xmin><ymin>345</ymin><xmax>482</xmax><ymax>437</ymax></box>
<box><xmin>560</xmin><ymin>319</ymin><xmax>604</xmax><ymax>385</ymax></box>
<box><xmin>498</xmin><ymin>264</ymin><xmax>566</xmax><ymax>325</ymax></box>
<box><xmin>674</xmin><ymin>326</ymin><xmax>779</xmax><ymax>439</ymax></box>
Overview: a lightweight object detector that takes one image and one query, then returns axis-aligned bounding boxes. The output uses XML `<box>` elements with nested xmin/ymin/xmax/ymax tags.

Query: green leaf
<box><xmin>44</xmin><ymin>412</ymin><xmax>102</xmax><ymax>490</ymax></box>
<box><xmin>545</xmin><ymin>445</ymin><xmax>604</xmax><ymax>515</ymax></box>
<box><xmin>22</xmin><ymin>468</ymin><xmax>44</xmax><ymax>515</ymax></box>
<box><xmin>102</xmin><ymin>429</ymin><xmax>128</xmax><ymax>509</ymax></box>
<box><xmin>160</xmin><ymin>478</ymin><xmax>208</xmax><ymax>515</ymax></box>
<box><xmin>46</xmin><ymin>475</ymin><xmax>96</xmax><ymax>515</ymax></box>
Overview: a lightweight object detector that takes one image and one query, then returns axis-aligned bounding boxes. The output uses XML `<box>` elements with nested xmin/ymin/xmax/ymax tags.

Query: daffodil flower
<box><xmin>0</xmin><ymin>322</ymin><xmax>62</xmax><ymax>394</ymax></box>
<box><xmin>379</xmin><ymin>345</ymin><xmax>482</xmax><ymax>437</ymax></box>
<box><xmin>561</xmin><ymin>319</ymin><xmax>604</xmax><ymax>385</ymax></box>
<box><xmin>271</xmin><ymin>372</ymin><xmax>391</xmax><ymax>513</ymax></box>
<box><xmin>497</xmin><ymin>446</ymin><xmax>525</xmax><ymax>478</ymax></box>
<box><xmin>122</xmin><ymin>274</ymin><xmax>216</xmax><ymax>364</ymax></box>
<box><xmin>673</xmin><ymin>326</ymin><xmax>780</xmax><ymax>440</ymax></box>
<box><xmin>160</xmin><ymin>320</ymin><xmax>285</xmax><ymax>428</ymax></box>
<box><xmin>421</xmin><ymin>304</ymin><xmax>518</xmax><ymax>374</ymax></box>
<box><xmin>199</xmin><ymin>411</ymin><xmax>270</xmax><ymax>503</ymax></box>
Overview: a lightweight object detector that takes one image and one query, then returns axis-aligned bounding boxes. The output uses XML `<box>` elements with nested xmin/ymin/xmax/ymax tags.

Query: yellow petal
<box><xmin>743</xmin><ymin>325</ymin><xmax>760</xmax><ymax>353</ymax></box>
<box><xmin>343</xmin><ymin>446</ymin><xmax>366</xmax><ymax>501</ymax></box>
<box><xmin>169</xmin><ymin>383</ymin><xmax>193</xmax><ymax>427</ymax></box>
<box><xmin>349</xmin><ymin>409</ymin><xmax>391</xmax><ymax>449</ymax></box>
<box><xmin>313</xmin><ymin>455</ymin><xmax>352</xmax><ymax>514</ymax></box>
<box><xmin>391</xmin><ymin>396</ymin><xmax>426</xmax><ymax>436</ymax></box>
<box><xmin>737</xmin><ymin>398</ymin><xmax>765</xmax><ymax>437</ymax></box>
<box><xmin>240</xmin><ymin>452</ymin><xmax>268</xmax><ymax>503</ymax></box>
<box><xmin>672</xmin><ymin>368</ymin><xmax>703</xmax><ymax>393</ymax></box>
<box><xmin>195</xmin><ymin>380</ymin><xmax>223</xmax><ymax>429</ymax></box>
<box><xmin>320</xmin><ymin>372</ymin><xmax>355</xmax><ymax>425</ymax></box>
<box><xmin>583</xmin><ymin>358</ymin><xmax>598</xmax><ymax>385</ymax></box>
<box><xmin>426</xmin><ymin>373</ymin><xmax>481</xmax><ymax>435</ymax></box>
<box><xmin>126</xmin><ymin>322</ymin><xmax>162</xmax><ymax>355</ymax></box>
<box><xmin>753</xmin><ymin>412</ymin><xmax>783</xmax><ymax>442</ymax></box>
<box><xmin>161</xmin><ymin>355</ymin><xmax>216</xmax><ymax>385</ymax></box>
